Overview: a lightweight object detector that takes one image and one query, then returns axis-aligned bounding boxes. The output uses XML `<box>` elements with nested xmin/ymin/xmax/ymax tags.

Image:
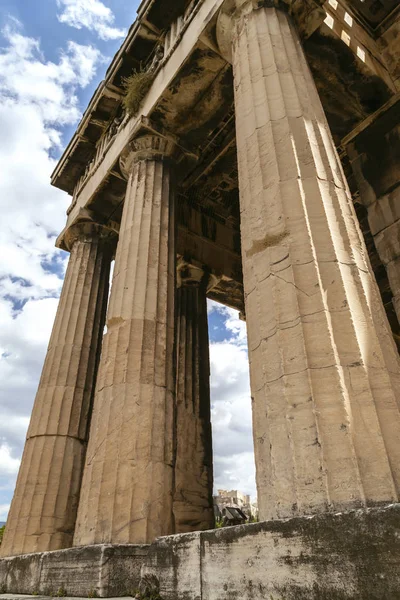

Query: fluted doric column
<box><xmin>174</xmin><ymin>262</ymin><xmax>214</xmax><ymax>533</ymax></box>
<box><xmin>1</xmin><ymin>222</ymin><xmax>115</xmax><ymax>557</ymax></box>
<box><xmin>217</xmin><ymin>1</ymin><xmax>400</xmax><ymax>521</ymax></box>
<box><xmin>73</xmin><ymin>134</ymin><xmax>178</xmax><ymax>546</ymax></box>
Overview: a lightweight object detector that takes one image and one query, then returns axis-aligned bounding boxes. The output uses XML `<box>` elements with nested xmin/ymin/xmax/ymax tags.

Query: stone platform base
<box><xmin>1</xmin><ymin>504</ymin><xmax>399</xmax><ymax>599</ymax></box>
<box><xmin>0</xmin><ymin>597</ymin><xmax>128</xmax><ymax>600</ymax></box>
<box><xmin>0</xmin><ymin>545</ymin><xmax>148</xmax><ymax>598</ymax></box>
<box><xmin>144</xmin><ymin>503</ymin><xmax>400</xmax><ymax>600</ymax></box>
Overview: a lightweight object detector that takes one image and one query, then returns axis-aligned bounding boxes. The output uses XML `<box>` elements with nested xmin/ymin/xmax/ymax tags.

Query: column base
<box><xmin>0</xmin><ymin>545</ymin><xmax>148</xmax><ymax>598</ymax></box>
<box><xmin>1</xmin><ymin>504</ymin><xmax>399</xmax><ymax>599</ymax></box>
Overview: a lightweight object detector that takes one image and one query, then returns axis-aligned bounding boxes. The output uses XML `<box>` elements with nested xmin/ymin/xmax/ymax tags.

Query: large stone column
<box><xmin>217</xmin><ymin>1</ymin><xmax>400</xmax><ymax>521</ymax></box>
<box><xmin>1</xmin><ymin>222</ymin><xmax>115</xmax><ymax>557</ymax></box>
<box><xmin>73</xmin><ymin>134</ymin><xmax>177</xmax><ymax>546</ymax></box>
<box><xmin>174</xmin><ymin>262</ymin><xmax>214</xmax><ymax>533</ymax></box>
<box><xmin>344</xmin><ymin>95</ymin><xmax>400</xmax><ymax>324</ymax></box>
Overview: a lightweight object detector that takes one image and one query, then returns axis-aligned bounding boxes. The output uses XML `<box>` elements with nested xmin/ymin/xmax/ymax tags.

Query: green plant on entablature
<box><xmin>122</xmin><ymin>69</ymin><xmax>154</xmax><ymax>116</ymax></box>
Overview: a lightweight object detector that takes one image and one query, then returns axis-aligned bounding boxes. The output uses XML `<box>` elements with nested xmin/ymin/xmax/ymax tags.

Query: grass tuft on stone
<box><xmin>122</xmin><ymin>70</ymin><xmax>154</xmax><ymax>116</ymax></box>
<box><xmin>53</xmin><ymin>587</ymin><xmax>67</xmax><ymax>597</ymax></box>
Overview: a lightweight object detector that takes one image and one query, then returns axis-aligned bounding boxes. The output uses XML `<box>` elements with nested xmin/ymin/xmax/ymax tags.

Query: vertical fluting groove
<box><xmin>54</xmin><ymin>243</ymin><xmax>91</xmax><ymax>434</ymax></box>
<box><xmin>1</xmin><ymin>231</ymin><xmax>113</xmax><ymax>557</ymax></box>
<box><xmin>276</xmin><ymin>12</ymin><xmax>364</xmax><ymax>505</ymax></box>
<box><xmin>173</xmin><ymin>279</ymin><xmax>214</xmax><ymax>534</ymax></box>
<box><xmin>110</xmin><ymin>160</ymin><xmax>155</xmax><ymax>542</ymax></box>
<box><xmin>238</xmin><ymin>7</ymin><xmax>326</xmax><ymax>516</ymax></box>
<box><xmin>232</xmin><ymin>5</ymin><xmax>400</xmax><ymax>521</ymax></box>
<box><xmin>310</xmin><ymin>102</ymin><xmax>400</xmax><ymax>493</ymax></box>
<box><xmin>297</xmin><ymin>40</ymin><xmax>399</xmax><ymax>499</ymax></box>
<box><xmin>10</xmin><ymin>241</ymin><xmax>89</xmax><ymax>553</ymax></box>
<box><xmin>33</xmin><ymin>243</ymin><xmax>80</xmax><ymax>435</ymax></box>
<box><xmin>74</xmin><ymin>143</ymin><xmax>176</xmax><ymax>546</ymax></box>
<box><xmin>146</xmin><ymin>161</ymin><xmax>164</xmax><ymax>543</ymax></box>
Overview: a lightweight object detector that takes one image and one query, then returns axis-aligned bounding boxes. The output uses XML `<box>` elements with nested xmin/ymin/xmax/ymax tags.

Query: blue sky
<box><xmin>0</xmin><ymin>0</ymin><xmax>255</xmax><ymax>522</ymax></box>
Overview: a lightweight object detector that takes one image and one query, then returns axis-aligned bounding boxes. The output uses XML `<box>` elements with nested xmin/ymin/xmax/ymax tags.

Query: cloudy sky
<box><xmin>0</xmin><ymin>0</ymin><xmax>255</xmax><ymax>522</ymax></box>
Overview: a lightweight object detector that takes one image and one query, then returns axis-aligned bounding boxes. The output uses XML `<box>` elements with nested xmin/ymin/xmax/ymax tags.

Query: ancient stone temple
<box><xmin>1</xmin><ymin>0</ymin><xmax>400</xmax><ymax>598</ymax></box>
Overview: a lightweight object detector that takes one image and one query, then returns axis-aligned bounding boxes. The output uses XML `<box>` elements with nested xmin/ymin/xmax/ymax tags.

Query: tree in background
<box><xmin>0</xmin><ymin>526</ymin><xmax>4</xmax><ymax>546</ymax></box>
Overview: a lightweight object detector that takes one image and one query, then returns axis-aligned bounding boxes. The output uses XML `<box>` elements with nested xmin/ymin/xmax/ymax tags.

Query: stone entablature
<box><xmin>50</xmin><ymin>0</ymin><xmax>400</xmax><ymax>320</ymax></box>
<box><xmin>51</xmin><ymin>0</ymin><xmax>399</xmax><ymax>217</ymax></box>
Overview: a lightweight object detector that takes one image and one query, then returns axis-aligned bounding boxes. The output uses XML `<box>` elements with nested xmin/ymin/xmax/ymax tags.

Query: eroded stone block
<box><xmin>142</xmin><ymin>531</ymin><xmax>202</xmax><ymax>600</ymax></box>
<box><xmin>100</xmin><ymin>545</ymin><xmax>149</xmax><ymax>597</ymax></box>
<box><xmin>0</xmin><ymin>545</ymin><xmax>148</xmax><ymax>598</ymax></box>
<box><xmin>3</xmin><ymin>554</ymin><xmax>41</xmax><ymax>596</ymax></box>
<box><xmin>142</xmin><ymin>504</ymin><xmax>400</xmax><ymax>600</ymax></box>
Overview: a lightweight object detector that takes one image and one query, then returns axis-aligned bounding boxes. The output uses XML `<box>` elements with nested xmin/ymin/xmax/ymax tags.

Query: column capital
<box><xmin>119</xmin><ymin>133</ymin><xmax>181</xmax><ymax>179</ymax></box>
<box><xmin>59</xmin><ymin>219</ymin><xmax>118</xmax><ymax>253</ymax></box>
<box><xmin>177</xmin><ymin>258</ymin><xmax>221</xmax><ymax>291</ymax></box>
<box><xmin>217</xmin><ymin>0</ymin><xmax>325</xmax><ymax>63</ymax></box>
<box><xmin>177</xmin><ymin>259</ymin><xmax>205</xmax><ymax>288</ymax></box>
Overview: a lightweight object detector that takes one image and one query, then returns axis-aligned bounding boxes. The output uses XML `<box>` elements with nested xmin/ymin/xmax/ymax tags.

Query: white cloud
<box><xmin>57</xmin><ymin>0</ymin><xmax>127</xmax><ymax>41</ymax></box>
<box><xmin>207</xmin><ymin>302</ymin><xmax>256</xmax><ymax>499</ymax></box>
<box><xmin>0</xmin><ymin>446</ymin><xmax>20</xmax><ymax>477</ymax></box>
<box><xmin>0</xmin><ymin>20</ymin><xmax>104</xmax><ymax>514</ymax></box>
<box><xmin>0</xmin><ymin>504</ymin><xmax>10</xmax><ymax>522</ymax></box>
<box><xmin>0</xmin><ymin>444</ymin><xmax>22</xmax><ymax>519</ymax></box>
<box><xmin>0</xmin><ymin>20</ymin><xmax>103</xmax><ymax>297</ymax></box>
<box><xmin>214</xmin><ymin>452</ymin><xmax>256</xmax><ymax>497</ymax></box>
<box><xmin>208</xmin><ymin>300</ymin><xmax>247</xmax><ymax>346</ymax></box>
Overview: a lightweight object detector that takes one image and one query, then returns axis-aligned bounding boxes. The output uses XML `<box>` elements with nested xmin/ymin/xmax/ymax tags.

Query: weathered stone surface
<box><xmin>0</xmin><ymin>554</ymin><xmax>41</xmax><ymax>596</ymax></box>
<box><xmin>142</xmin><ymin>503</ymin><xmax>400</xmax><ymax>600</ymax></box>
<box><xmin>100</xmin><ymin>545</ymin><xmax>148</xmax><ymax>597</ymax></box>
<box><xmin>174</xmin><ymin>263</ymin><xmax>214</xmax><ymax>533</ymax></box>
<box><xmin>345</xmin><ymin>96</ymin><xmax>400</xmax><ymax>325</ymax></box>
<box><xmin>0</xmin><ymin>545</ymin><xmax>148</xmax><ymax>598</ymax></box>
<box><xmin>378</xmin><ymin>20</ymin><xmax>400</xmax><ymax>91</ymax></box>
<box><xmin>142</xmin><ymin>531</ymin><xmax>202</xmax><ymax>600</ymax></box>
<box><xmin>217</xmin><ymin>4</ymin><xmax>400</xmax><ymax>521</ymax></box>
<box><xmin>0</xmin><ymin>223</ymin><xmax>115</xmax><ymax>558</ymax></box>
<box><xmin>2</xmin><ymin>507</ymin><xmax>399</xmax><ymax>598</ymax></box>
<box><xmin>0</xmin><ymin>597</ymin><xmax>129</xmax><ymax>600</ymax></box>
<box><xmin>73</xmin><ymin>134</ymin><xmax>177</xmax><ymax>546</ymax></box>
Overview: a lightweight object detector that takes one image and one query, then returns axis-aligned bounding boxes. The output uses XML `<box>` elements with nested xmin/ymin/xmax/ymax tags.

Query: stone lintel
<box><xmin>217</xmin><ymin>0</ymin><xmax>325</xmax><ymax>63</ymax></box>
<box><xmin>343</xmin><ymin>93</ymin><xmax>400</xmax><ymax>213</ymax></box>
<box><xmin>342</xmin><ymin>92</ymin><xmax>400</xmax><ymax>148</ymax></box>
<box><xmin>0</xmin><ymin>545</ymin><xmax>148</xmax><ymax>599</ymax></box>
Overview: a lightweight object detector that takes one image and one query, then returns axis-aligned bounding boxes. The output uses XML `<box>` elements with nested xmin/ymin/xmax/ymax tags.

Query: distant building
<box><xmin>220</xmin><ymin>506</ymin><xmax>247</xmax><ymax>527</ymax></box>
<box><xmin>214</xmin><ymin>489</ymin><xmax>258</xmax><ymax>521</ymax></box>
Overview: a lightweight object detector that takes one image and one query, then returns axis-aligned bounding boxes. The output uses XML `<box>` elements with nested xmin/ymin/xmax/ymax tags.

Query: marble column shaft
<box><xmin>223</xmin><ymin>4</ymin><xmax>400</xmax><ymax>520</ymax></box>
<box><xmin>174</xmin><ymin>266</ymin><xmax>214</xmax><ymax>533</ymax></box>
<box><xmin>1</xmin><ymin>223</ymin><xmax>114</xmax><ymax>557</ymax></box>
<box><xmin>73</xmin><ymin>135</ymin><xmax>177</xmax><ymax>546</ymax></box>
